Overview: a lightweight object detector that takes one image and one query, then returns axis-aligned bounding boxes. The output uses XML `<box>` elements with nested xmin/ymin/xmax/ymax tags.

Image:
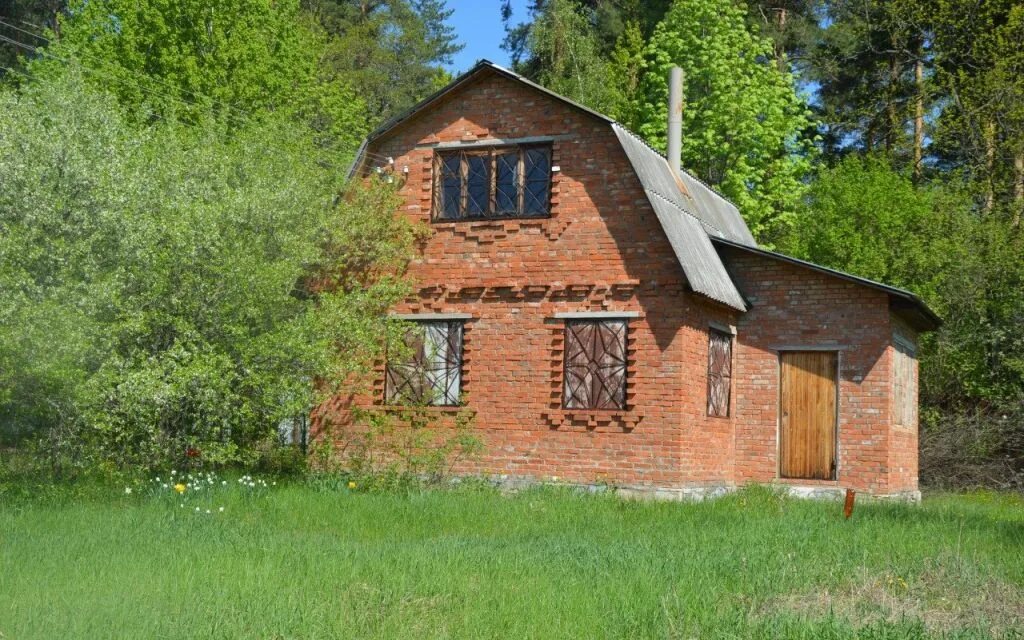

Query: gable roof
<box><xmin>348</xmin><ymin>60</ymin><xmax>939</xmax><ymax>326</ymax></box>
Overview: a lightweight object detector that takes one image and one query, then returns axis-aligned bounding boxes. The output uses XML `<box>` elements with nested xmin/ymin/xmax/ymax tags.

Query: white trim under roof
<box><xmin>553</xmin><ymin>311</ymin><xmax>641</xmax><ymax>319</ymax></box>
<box><xmin>390</xmin><ymin>312</ymin><xmax>473</xmax><ymax>321</ymax></box>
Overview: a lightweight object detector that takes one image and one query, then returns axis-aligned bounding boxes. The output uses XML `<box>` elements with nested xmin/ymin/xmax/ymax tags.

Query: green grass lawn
<box><xmin>1</xmin><ymin>480</ymin><xmax>1021</xmax><ymax>639</ymax></box>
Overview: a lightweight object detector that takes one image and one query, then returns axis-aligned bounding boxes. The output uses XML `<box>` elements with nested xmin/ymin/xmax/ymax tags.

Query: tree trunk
<box><xmin>1014</xmin><ymin>150</ymin><xmax>1023</xmax><ymax>228</ymax></box>
<box><xmin>984</xmin><ymin>119</ymin><xmax>997</xmax><ymax>214</ymax></box>
<box><xmin>887</xmin><ymin>49</ymin><xmax>899</xmax><ymax>154</ymax></box>
<box><xmin>913</xmin><ymin>57</ymin><xmax>924</xmax><ymax>182</ymax></box>
<box><xmin>774</xmin><ymin>7</ymin><xmax>788</xmax><ymax>72</ymax></box>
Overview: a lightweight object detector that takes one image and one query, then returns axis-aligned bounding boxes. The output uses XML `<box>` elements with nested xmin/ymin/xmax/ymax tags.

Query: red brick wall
<box><xmin>719</xmin><ymin>246</ymin><xmax>914</xmax><ymax>495</ymax></box>
<box><xmin>318</xmin><ymin>69</ymin><xmax>916</xmax><ymax>496</ymax></box>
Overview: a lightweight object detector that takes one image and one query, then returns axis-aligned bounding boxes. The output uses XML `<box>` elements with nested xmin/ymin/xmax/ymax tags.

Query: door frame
<box><xmin>775</xmin><ymin>348</ymin><xmax>841</xmax><ymax>481</ymax></box>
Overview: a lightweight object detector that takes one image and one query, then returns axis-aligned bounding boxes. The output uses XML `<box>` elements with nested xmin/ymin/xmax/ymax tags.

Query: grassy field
<box><xmin>1</xmin><ymin>480</ymin><xmax>1022</xmax><ymax>639</ymax></box>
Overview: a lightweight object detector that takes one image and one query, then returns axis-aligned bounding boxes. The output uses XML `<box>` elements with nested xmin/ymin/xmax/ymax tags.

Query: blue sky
<box><xmin>445</xmin><ymin>0</ymin><xmax>531</xmax><ymax>74</ymax></box>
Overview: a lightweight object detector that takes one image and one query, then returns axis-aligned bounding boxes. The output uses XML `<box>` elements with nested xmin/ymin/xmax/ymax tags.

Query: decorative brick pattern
<box><xmin>316</xmin><ymin>69</ymin><xmax>919</xmax><ymax>497</ymax></box>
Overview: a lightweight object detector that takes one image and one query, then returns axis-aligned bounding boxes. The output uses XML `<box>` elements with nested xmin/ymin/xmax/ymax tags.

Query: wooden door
<box><xmin>779</xmin><ymin>351</ymin><xmax>837</xmax><ymax>480</ymax></box>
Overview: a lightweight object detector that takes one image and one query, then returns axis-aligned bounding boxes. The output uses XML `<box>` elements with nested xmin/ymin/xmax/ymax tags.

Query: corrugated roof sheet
<box><xmin>611</xmin><ymin>124</ymin><xmax>756</xmax><ymax>247</ymax></box>
<box><xmin>613</xmin><ymin>125</ymin><xmax>747</xmax><ymax>310</ymax></box>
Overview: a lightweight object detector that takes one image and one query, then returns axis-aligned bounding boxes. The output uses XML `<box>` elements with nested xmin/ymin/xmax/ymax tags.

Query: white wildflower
<box><xmin>218</xmin><ymin>506</ymin><xmax>224</xmax><ymax>512</ymax></box>
<box><xmin>124</xmin><ymin>487</ymin><xmax>132</xmax><ymax>495</ymax></box>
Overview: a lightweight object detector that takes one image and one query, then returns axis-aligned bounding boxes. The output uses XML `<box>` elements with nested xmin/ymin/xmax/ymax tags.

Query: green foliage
<box><xmin>522</xmin><ymin>0</ymin><xmax>623</xmax><ymax>116</ymax></box>
<box><xmin>0</xmin><ymin>71</ymin><xmax>417</xmax><ymax>472</ymax></box>
<box><xmin>782</xmin><ymin>154</ymin><xmax>966</xmax><ymax>301</ymax></box>
<box><xmin>628</xmin><ymin>0</ymin><xmax>816</xmax><ymax>244</ymax></box>
<box><xmin>313</xmin><ymin>405</ymin><xmax>483</xmax><ymax>491</ymax></box>
<box><xmin>305</xmin><ymin>0</ymin><xmax>463</xmax><ymax>124</ymax></box>
<box><xmin>27</xmin><ymin>0</ymin><xmax>369</xmax><ymax>153</ymax></box>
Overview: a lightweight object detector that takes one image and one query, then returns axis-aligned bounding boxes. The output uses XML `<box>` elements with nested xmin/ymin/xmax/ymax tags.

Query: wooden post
<box><xmin>843</xmin><ymin>488</ymin><xmax>856</xmax><ymax>519</ymax></box>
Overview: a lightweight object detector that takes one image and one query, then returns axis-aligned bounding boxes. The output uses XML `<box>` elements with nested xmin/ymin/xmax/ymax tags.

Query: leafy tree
<box><xmin>518</xmin><ymin>0</ymin><xmax>622</xmax><ymax>116</ymax></box>
<box><xmin>0</xmin><ymin>71</ymin><xmax>417</xmax><ymax>470</ymax></box>
<box><xmin>26</xmin><ymin>0</ymin><xmax>368</xmax><ymax>154</ymax></box>
<box><xmin>0</xmin><ymin>0</ymin><xmax>68</xmax><ymax>73</ymax></box>
<box><xmin>809</xmin><ymin>0</ymin><xmax>923</xmax><ymax>162</ymax></box>
<box><xmin>628</xmin><ymin>0</ymin><xmax>816</xmax><ymax>244</ymax></box>
<box><xmin>926</xmin><ymin>0</ymin><xmax>1024</xmax><ymax>222</ymax></box>
<box><xmin>782</xmin><ymin>154</ymin><xmax>966</xmax><ymax>302</ymax></box>
<box><xmin>304</xmin><ymin>0</ymin><xmax>462</xmax><ymax>124</ymax></box>
<box><xmin>743</xmin><ymin>0</ymin><xmax>824</xmax><ymax>74</ymax></box>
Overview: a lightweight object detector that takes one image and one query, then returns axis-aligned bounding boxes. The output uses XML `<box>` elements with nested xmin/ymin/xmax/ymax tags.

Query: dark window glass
<box><xmin>465</xmin><ymin>154</ymin><xmax>490</xmax><ymax>216</ymax></box>
<box><xmin>385</xmin><ymin>321</ymin><xmax>464</xmax><ymax>406</ymax></box>
<box><xmin>707</xmin><ymin>329</ymin><xmax>733</xmax><ymax>417</ymax></box>
<box><xmin>440</xmin><ymin>155</ymin><xmax>462</xmax><ymax>219</ymax></box>
<box><xmin>435</xmin><ymin>145</ymin><xmax>550</xmax><ymax>220</ymax></box>
<box><xmin>495</xmin><ymin>152</ymin><xmax>519</xmax><ymax>214</ymax></box>
<box><xmin>563</xmin><ymin>320</ymin><xmax>627</xmax><ymax>410</ymax></box>
<box><xmin>523</xmin><ymin>148</ymin><xmax>551</xmax><ymax>215</ymax></box>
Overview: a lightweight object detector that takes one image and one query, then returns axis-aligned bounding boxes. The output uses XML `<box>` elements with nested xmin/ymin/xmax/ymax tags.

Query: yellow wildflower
<box><xmin>174</xmin><ymin>483</ymin><xmax>186</xmax><ymax>494</ymax></box>
<box><xmin>348</xmin><ymin>481</ymin><xmax>357</xmax><ymax>490</ymax></box>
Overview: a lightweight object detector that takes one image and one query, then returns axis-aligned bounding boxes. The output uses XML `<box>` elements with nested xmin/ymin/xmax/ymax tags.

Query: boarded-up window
<box><xmin>435</xmin><ymin>146</ymin><xmax>551</xmax><ymax>220</ymax></box>
<box><xmin>893</xmin><ymin>337</ymin><xmax>917</xmax><ymax>427</ymax></box>
<box><xmin>707</xmin><ymin>329</ymin><xmax>733</xmax><ymax>417</ymax></box>
<box><xmin>563</xmin><ymin>320</ymin><xmax>627</xmax><ymax>410</ymax></box>
<box><xmin>385</xmin><ymin>321</ymin><xmax>464</xmax><ymax>406</ymax></box>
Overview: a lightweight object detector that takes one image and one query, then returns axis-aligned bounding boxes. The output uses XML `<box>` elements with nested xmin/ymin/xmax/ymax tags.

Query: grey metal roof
<box><xmin>613</xmin><ymin>125</ymin><xmax>748</xmax><ymax>310</ymax></box>
<box><xmin>610</xmin><ymin>125</ymin><xmax>756</xmax><ymax>247</ymax></box>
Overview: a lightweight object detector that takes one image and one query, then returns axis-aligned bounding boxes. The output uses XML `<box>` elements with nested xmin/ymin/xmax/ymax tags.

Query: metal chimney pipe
<box><xmin>667</xmin><ymin>66</ymin><xmax>684</xmax><ymax>177</ymax></box>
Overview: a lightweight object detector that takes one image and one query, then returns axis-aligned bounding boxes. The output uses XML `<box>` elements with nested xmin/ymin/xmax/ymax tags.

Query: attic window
<box><xmin>434</xmin><ymin>146</ymin><xmax>551</xmax><ymax>220</ymax></box>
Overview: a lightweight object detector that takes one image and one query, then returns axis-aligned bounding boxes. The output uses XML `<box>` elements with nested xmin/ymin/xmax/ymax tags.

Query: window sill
<box><xmin>431</xmin><ymin>215</ymin><xmax>551</xmax><ymax>226</ymax></box>
<box><xmin>542</xmin><ymin>409</ymin><xmax>644</xmax><ymax>431</ymax></box>
<box><xmin>374</xmin><ymin>404</ymin><xmax>474</xmax><ymax>414</ymax></box>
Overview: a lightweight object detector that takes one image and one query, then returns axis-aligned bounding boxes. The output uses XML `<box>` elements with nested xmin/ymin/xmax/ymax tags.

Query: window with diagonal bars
<box><xmin>563</xmin><ymin>320</ymin><xmax>627</xmax><ymax>410</ymax></box>
<box><xmin>434</xmin><ymin>145</ymin><xmax>551</xmax><ymax>220</ymax></box>
<box><xmin>385</xmin><ymin>321</ymin><xmax>464</xmax><ymax>406</ymax></box>
<box><xmin>707</xmin><ymin>328</ymin><xmax>733</xmax><ymax>417</ymax></box>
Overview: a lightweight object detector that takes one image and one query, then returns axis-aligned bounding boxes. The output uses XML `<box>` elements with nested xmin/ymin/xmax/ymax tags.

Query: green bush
<box><xmin>0</xmin><ymin>71</ymin><xmax>417</xmax><ymax>474</ymax></box>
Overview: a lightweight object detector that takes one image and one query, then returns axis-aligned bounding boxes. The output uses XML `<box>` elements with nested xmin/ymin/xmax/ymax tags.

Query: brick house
<box><xmin>330</xmin><ymin>60</ymin><xmax>939</xmax><ymax>500</ymax></box>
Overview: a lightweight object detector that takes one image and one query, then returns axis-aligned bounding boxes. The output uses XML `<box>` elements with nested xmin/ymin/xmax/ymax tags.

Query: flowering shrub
<box><xmin>123</xmin><ymin>470</ymin><xmax>277</xmax><ymax>515</ymax></box>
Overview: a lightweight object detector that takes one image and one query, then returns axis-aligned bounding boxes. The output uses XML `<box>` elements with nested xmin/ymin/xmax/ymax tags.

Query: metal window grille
<box><xmin>707</xmin><ymin>329</ymin><xmax>733</xmax><ymax>417</ymax></box>
<box><xmin>434</xmin><ymin>145</ymin><xmax>551</xmax><ymax>220</ymax></box>
<box><xmin>385</xmin><ymin>321</ymin><xmax>464</xmax><ymax>406</ymax></box>
<box><xmin>563</xmin><ymin>320</ymin><xmax>627</xmax><ymax>410</ymax></box>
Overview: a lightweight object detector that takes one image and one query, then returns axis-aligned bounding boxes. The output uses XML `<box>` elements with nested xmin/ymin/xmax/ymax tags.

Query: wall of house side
<box><xmin>888</xmin><ymin>316</ymin><xmax>920</xmax><ymax>496</ymax></box>
<box><xmin>720</xmin><ymin>247</ymin><xmax>897</xmax><ymax>495</ymax></box>
<box><xmin>317</xmin><ymin>71</ymin><xmax>737</xmax><ymax>492</ymax></box>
